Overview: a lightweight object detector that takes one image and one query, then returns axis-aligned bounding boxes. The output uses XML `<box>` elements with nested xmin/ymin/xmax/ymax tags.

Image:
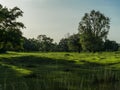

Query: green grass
<box><xmin>0</xmin><ymin>51</ymin><xmax>120</xmax><ymax>90</ymax></box>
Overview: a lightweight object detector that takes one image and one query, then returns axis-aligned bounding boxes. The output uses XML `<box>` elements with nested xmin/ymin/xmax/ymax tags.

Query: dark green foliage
<box><xmin>58</xmin><ymin>34</ymin><xmax>82</xmax><ymax>52</ymax></box>
<box><xmin>23</xmin><ymin>34</ymin><xmax>82</xmax><ymax>52</ymax></box>
<box><xmin>23</xmin><ymin>35</ymin><xmax>58</xmax><ymax>52</ymax></box>
<box><xmin>58</xmin><ymin>38</ymin><xmax>69</xmax><ymax>52</ymax></box>
<box><xmin>67</xmin><ymin>34</ymin><xmax>82</xmax><ymax>52</ymax></box>
<box><xmin>104</xmin><ymin>40</ymin><xmax>119</xmax><ymax>51</ymax></box>
<box><xmin>78</xmin><ymin>10</ymin><xmax>110</xmax><ymax>52</ymax></box>
<box><xmin>23</xmin><ymin>37</ymin><xmax>40</xmax><ymax>51</ymax></box>
<box><xmin>0</xmin><ymin>4</ymin><xmax>25</xmax><ymax>52</ymax></box>
<box><xmin>80</xmin><ymin>33</ymin><xmax>104</xmax><ymax>52</ymax></box>
<box><xmin>37</xmin><ymin>35</ymin><xmax>54</xmax><ymax>52</ymax></box>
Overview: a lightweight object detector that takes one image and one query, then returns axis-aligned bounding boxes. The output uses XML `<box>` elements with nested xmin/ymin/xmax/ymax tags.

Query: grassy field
<box><xmin>0</xmin><ymin>52</ymin><xmax>120</xmax><ymax>90</ymax></box>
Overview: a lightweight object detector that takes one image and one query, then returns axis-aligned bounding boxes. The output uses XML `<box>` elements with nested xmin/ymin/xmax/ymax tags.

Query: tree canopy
<box><xmin>0</xmin><ymin>4</ymin><xmax>25</xmax><ymax>52</ymax></box>
<box><xmin>78</xmin><ymin>10</ymin><xmax>110</xmax><ymax>52</ymax></box>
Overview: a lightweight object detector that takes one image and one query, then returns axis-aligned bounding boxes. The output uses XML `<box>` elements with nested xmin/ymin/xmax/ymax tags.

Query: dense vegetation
<box><xmin>0</xmin><ymin>4</ymin><xmax>25</xmax><ymax>53</ymax></box>
<box><xmin>23</xmin><ymin>34</ymin><xmax>119</xmax><ymax>52</ymax></box>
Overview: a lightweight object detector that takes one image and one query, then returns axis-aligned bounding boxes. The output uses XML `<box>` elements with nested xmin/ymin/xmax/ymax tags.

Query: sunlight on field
<box><xmin>0</xmin><ymin>51</ymin><xmax>120</xmax><ymax>90</ymax></box>
<box><xmin>0</xmin><ymin>62</ymin><xmax>32</xmax><ymax>76</ymax></box>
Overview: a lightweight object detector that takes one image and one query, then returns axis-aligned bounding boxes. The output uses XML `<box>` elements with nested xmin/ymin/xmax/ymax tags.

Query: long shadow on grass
<box><xmin>1</xmin><ymin>55</ymin><xmax>119</xmax><ymax>77</ymax></box>
<box><xmin>0</xmin><ymin>55</ymin><xmax>120</xmax><ymax>90</ymax></box>
<box><xmin>0</xmin><ymin>55</ymin><xmax>105</xmax><ymax>72</ymax></box>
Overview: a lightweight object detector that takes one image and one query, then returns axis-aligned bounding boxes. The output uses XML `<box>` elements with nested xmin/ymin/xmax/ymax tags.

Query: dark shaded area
<box><xmin>0</xmin><ymin>4</ymin><xmax>25</xmax><ymax>53</ymax></box>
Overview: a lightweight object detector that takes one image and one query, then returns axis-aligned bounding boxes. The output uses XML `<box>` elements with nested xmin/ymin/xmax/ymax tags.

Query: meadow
<box><xmin>0</xmin><ymin>52</ymin><xmax>120</xmax><ymax>90</ymax></box>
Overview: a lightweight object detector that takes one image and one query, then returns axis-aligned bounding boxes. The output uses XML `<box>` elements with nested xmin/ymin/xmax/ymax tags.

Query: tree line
<box><xmin>0</xmin><ymin>4</ymin><xmax>119</xmax><ymax>53</ymax></box>
<box><xmin>23</xmin><ymin>34</ymin><xmax>82</xmax><ymax>52</ymax></box>
<box><xmin>23</xmin><ymin>33</ymin><xmax>119</xmax><ymax>52</ymax></box>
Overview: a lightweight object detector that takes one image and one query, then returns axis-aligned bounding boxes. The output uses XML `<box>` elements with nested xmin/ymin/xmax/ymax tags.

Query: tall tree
<box><xmin>78</xmin><ymin>10</ymin><xmax>110</xmax><ymax>52</ymax></box>
<box><xmin>0</xmin><ymin>4</ymin><xmax>25</xmax><ymax>52</ymax></box>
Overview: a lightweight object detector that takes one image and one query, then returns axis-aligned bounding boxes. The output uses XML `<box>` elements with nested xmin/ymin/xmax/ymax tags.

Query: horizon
<box><xmin>1</xmin><ymin>0</ymin><xmax>120</xmax><ymax>43</ymax></box>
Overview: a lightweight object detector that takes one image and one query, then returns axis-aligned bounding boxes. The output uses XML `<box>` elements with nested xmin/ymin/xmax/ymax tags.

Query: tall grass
<box><xmin>0</xmin><ymin>51</ymin><xmax>120</xmax><ymax>90</ymax></box>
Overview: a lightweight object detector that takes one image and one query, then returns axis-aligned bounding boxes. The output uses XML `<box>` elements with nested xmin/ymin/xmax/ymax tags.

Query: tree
<box><xmin>23</xmin><ymin>37</ymin><xmax>40</xmax><ymax>51</ymax></box>
<box><xmin>58</xmin><ymin>38</ymin><xmax>69</xmax><ymax>52</ymax></box>
<box><xmin>37</xmin><ymin>35</ymin><xmax>54</xmax><ymax>52</ymax></box>
<box><xmin>104</xmin><ymin>40</ymin><xmax>119</xmax><ymax>51</ymax></box>
<box><xmin>0</xmin><ymin>4</ymin><xmax>25</xmax><ymax>52</ymax></box>
<box><xmin>67</xmin><ymin>34</ymin><xmax>82</xmax><ymax>52</ymax></box>
<box><xmin>23</xmin><ymin>35</ymin><xmax>58</xmax><ymax>52</ymax></box>
<box><xmin>78</xmin><ymin>10</ymin><xmax>110</xmax><ymax>52</ymax></box>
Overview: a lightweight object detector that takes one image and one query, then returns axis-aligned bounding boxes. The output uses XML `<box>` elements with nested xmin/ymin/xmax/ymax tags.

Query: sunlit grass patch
<box><xmin>0</xmin><ymin>62</ymin><xmax>32</xmax><ymax>76</ymax></box>
<box><xmin>0</xmin><ymin>51</ymin><xmax>120</xmax><ymax>90</ymax></box>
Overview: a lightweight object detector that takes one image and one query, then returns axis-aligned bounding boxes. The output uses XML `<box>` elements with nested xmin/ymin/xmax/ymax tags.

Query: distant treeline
<box><xmin>23</xmin><ymin>34</ymin><xmax>120</xmax><ymax>52</ymax></box>
<box><xmin>0</xmin><ymin>4</ymin><xmax>119</xmax><ymax>53</ymax></box>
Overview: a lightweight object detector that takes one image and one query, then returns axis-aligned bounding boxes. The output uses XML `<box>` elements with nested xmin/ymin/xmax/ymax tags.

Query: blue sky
<box><xmin>1</xmin><ymin>0</ymin><xmax>120</xmax><ymax>43</ymax></box>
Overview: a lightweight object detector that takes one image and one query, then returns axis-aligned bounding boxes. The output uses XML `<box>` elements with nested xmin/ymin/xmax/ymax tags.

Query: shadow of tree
<box><xmin>0</xmin><ymin>55</ymin><xmax>105</xmax><ymax>74</ymax></box>
<box><xmin>0</xmin><ymin>55</ymin><xmax>120</xmax><ymax>90</ymax></box>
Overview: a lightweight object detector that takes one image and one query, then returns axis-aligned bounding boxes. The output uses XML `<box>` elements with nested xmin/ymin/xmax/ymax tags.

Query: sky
<box><xmin>0</xmin><ymin>0</ymin><xmax>120</xmax><ymax>43</ymax></box>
